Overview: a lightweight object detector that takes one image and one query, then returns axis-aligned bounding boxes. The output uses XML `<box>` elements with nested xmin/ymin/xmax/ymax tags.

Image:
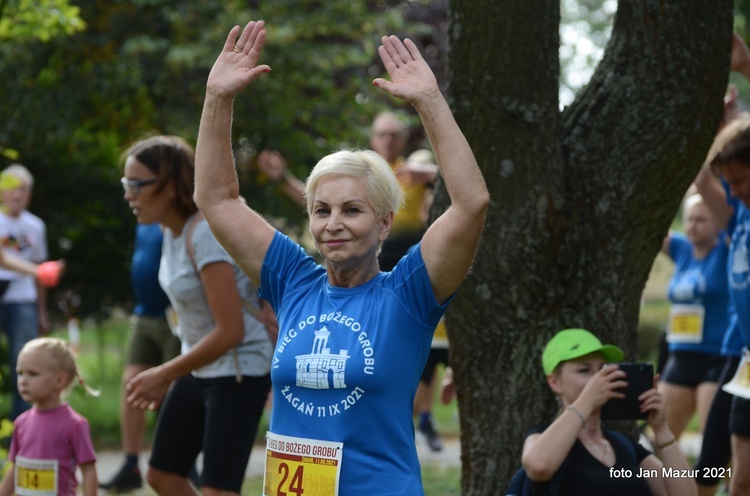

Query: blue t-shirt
<box><xmin>666</xmin><ymin>233</ymin><xmax>730</xmax><ymax>354</ymax></box>
<box><xmin>726</xmin><ymin>197</ymin><xmax>750</xmax><ymax>346</ymax></box>
<box><xmin>722</xmin><ymin>313</ymin><xmax>744</xmax><ymax>357</ymax></box>
<box><xmin>132</xmin><ymin>223</ymin><xmax>170</xmax><ymax>317</ymax></box>
<box><xmin>260</xmin><ymin>232</ymin><xmax>448</xmax><ymax>495</ymax></box>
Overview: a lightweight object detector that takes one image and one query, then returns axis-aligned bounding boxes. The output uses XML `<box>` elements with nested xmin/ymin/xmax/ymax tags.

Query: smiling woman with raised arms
<box><xmin>194</xmin><ymin>20</ymin><xmax>489</xmax><ymax>494</ymax></box>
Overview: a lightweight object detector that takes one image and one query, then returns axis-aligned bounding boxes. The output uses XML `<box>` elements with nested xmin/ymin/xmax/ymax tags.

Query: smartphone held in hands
<box><xmin>600</xmin><ymin>362</ymin><xmax>654</xmax><ymax>420</ymax></box>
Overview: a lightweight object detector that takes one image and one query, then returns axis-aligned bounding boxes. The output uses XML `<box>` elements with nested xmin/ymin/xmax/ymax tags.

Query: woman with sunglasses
<box><xmin>120</xmin><ymin>135</ymin><xmax>273</xmax><ymax>496</ymax></box>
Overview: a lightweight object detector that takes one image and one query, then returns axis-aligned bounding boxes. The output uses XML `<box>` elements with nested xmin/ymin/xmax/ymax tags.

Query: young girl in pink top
<box><xmin>0</xmin><ymin>337</ymin><xmax>98</xmax><ymax>496</ymax></box>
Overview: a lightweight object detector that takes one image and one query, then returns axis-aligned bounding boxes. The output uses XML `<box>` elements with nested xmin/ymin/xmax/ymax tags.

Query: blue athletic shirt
<box><xmin>260</xmin><ymin>231</ymin><xmax>448</xmax><ymax>495</ymax></box>
<box><xmin>131</xmin><ymin>223</ymin><xmax>171</xmax><ymax>317</ymax></box>
<box><xmin>722</xmin><ymin>313</ymin><xmax>743</xmax><ymax>357</ymax></box>
<box><xmin>666</xmin><ymin>232</ymin><xmax>730</xmax><ymax>354</ymax></box>
<box><xmin>726</xmin><ymin>196</ymin><xmax>750</xmax><ymax>347</ymax></box>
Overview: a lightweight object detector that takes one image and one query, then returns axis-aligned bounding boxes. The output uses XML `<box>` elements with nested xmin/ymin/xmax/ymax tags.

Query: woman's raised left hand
<box><xmin>372</xmin><ymin>36</ymin><xmax>440</xmax><ymax>107</ymax></box>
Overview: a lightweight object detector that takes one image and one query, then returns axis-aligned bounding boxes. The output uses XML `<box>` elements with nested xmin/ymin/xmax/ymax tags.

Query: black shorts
<box><xmin>730</xmin><ymin>395</ymin><xmax>750</xmax><ymax>437</ymax></box>
<box><xmin>149</xmin><ymin>373</ymin><xmax>271</xmax><ymax>492</ymax></box>
<box><xmin>695</xmin><ymin>355</ymin><xmax>741</xmax><ymax>484</ymax></box>
<box><xmin>660</xmin><ymin>350</ymin><xmax>725</xmax><ymax>387</ymax></box>
<box><xmin>420</xmin><ymin>348</ymin><xmax>449</xmax><ymax>383</ymax></box>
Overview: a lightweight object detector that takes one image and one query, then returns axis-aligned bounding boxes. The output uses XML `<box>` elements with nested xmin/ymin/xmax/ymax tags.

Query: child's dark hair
<box><xmin>20</xmin><ymin>337</ymin><xmax>100</xmax><ymax>396</ymax></box>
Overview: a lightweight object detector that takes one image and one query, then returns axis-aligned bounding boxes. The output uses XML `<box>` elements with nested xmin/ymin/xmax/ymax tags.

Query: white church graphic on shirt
<box><xmin>295</xmin><ymin>326</ymin><xmax>349</xmax><ymax>389</ymax></box>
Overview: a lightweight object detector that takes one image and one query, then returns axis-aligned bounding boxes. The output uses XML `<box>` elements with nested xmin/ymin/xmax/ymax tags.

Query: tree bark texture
<box><xmin>440</xmin><ymin>0</ymin><xmax>732</xmax><ymax>493</ymax></box>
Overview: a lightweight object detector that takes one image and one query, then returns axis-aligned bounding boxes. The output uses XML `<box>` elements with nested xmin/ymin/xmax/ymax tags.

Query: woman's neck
<box><xmin>162</xmin><ymin>211</ymin><xmax>192</xmax><ymax>238</ymax></box>
<box><xmin>326</xmin><ymin>259</ymin><xmax>380</xmax><ymax>288</ymax></box>
<box><xmin>692</xmin><ymin>237</ymin><xmax>718</xmax><ymax>259</ymax></box>
<box><xmin>579</xmin><ymin>420</ymin><xmax>604</xmax><ymax>439</ymax></box>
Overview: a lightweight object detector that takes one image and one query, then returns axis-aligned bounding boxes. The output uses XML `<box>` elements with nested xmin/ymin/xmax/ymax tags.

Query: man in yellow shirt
<box><xmin>371</xmin><ymin>112</ymin><xmax>436</xmax><ymax>270</ymax></box>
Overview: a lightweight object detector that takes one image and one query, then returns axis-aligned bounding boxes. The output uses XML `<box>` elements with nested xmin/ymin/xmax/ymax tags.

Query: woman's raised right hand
<box><xmin>206</xmin><ymin>20</ymin><xmax>271</xmax><ymax>101</ymax></box>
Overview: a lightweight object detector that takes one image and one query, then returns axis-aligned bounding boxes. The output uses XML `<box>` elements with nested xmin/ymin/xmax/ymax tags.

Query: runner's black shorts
<box><xmin>149</xmin><ymin>373</ymin><xmax>270</xmax><ymax>492</ymax></box>
<box><xmin>660</xmin><ymin>350</ymin><xmax>725</xmax><ymax>387</ymax></box>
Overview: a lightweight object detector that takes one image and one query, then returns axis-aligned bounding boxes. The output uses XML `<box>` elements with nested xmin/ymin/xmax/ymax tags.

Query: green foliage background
<box><xmin>0</xmin><ymin>0</ymin><xmax>441</xmax><ymax>319</ymax></box>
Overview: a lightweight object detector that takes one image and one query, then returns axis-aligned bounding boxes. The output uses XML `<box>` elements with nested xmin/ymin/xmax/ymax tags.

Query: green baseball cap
<box><xmin>542</xmin><ymin>328</ymin><xmax>624</xmax><ymax>375</ymax></box>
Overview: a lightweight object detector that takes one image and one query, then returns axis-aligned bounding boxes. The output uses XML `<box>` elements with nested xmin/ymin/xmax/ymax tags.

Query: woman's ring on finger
<box><xmin>233</xmin><ymin>45</ymin><xmax>242</xmax><ymax>53</ymax></box>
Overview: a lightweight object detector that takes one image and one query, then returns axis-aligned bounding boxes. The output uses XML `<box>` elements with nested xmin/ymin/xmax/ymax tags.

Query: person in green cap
<box><xmin>520</xmin><ymin>328</ymin><xmax>697</xmax><ymax>496</ymax></box>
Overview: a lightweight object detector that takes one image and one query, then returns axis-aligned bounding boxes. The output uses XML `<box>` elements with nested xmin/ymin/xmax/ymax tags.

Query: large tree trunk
<box><xmin>439</xmin><ymin>0</ymin><xmax>733</xmax><ymax>493</ymax></box>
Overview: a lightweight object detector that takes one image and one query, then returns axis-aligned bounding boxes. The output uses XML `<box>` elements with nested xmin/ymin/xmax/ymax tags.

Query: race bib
<box><xmin>14</xmin><ymin>456</ymin><xmax>58</xmax><ymax>496</ymax></box>
<box><xmin>723</xmin><ymin>349</ymin><xmax>750</xmax><ymax>399</ymax></box>
<box><xmin>667</xmin><ymin>304</ymin><xmax>705</xmax><ymax>343</ymax></box>
<box><xmin>263</xmin><ymin>432</ymin><xmax>343</xmax><ymax>496</ymax></box>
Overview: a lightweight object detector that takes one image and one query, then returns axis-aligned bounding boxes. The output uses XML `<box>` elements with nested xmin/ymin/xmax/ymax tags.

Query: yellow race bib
<box><xmin>15</xmin><ymin>457</ymin><xmax>58</xmax><ymax>496</ymax></box>
<box><xmin>667</xmin><ymin>304</ymin><xmax>705</xmax><ymax>344</ymax></box>
<box><xmin>263</xmin><ymin>432</ymin><xmax>343</xmax><ymax>496</ymax></box>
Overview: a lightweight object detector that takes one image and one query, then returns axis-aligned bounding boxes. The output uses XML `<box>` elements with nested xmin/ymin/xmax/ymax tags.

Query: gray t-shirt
<box><xmin>158</xmin><ymin>215</ymin><xmax>272</xmax><ymax>378</ymax></box>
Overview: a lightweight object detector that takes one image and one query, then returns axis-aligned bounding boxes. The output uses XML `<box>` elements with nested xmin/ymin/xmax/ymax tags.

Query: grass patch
<box><xmin>141</xmin><ymin>465</ymin><xmax>462</xmax><ymax>496</ymax></box>
<box><xmin>421</xmin><ymin>465</ymin><xmax>462</xmax><ymax>495</ymax></box>
<box><xmin>253</xmin><ymin>466</ymin><xmax>461</xmax><ymax>495</ymax></box>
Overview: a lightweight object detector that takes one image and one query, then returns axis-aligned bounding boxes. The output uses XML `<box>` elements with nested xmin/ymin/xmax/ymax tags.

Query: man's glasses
<box><xmin>121</xmin><ymin>177</ymin><xmax>157</xmax><ymax>197</ymax></box>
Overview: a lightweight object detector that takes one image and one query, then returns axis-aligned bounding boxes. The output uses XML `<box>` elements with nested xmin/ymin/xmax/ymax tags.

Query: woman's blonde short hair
<box><xmin>305</xmin><ymin>149</ymin><xmax>404</xmax><ymax>219</ymax></box>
